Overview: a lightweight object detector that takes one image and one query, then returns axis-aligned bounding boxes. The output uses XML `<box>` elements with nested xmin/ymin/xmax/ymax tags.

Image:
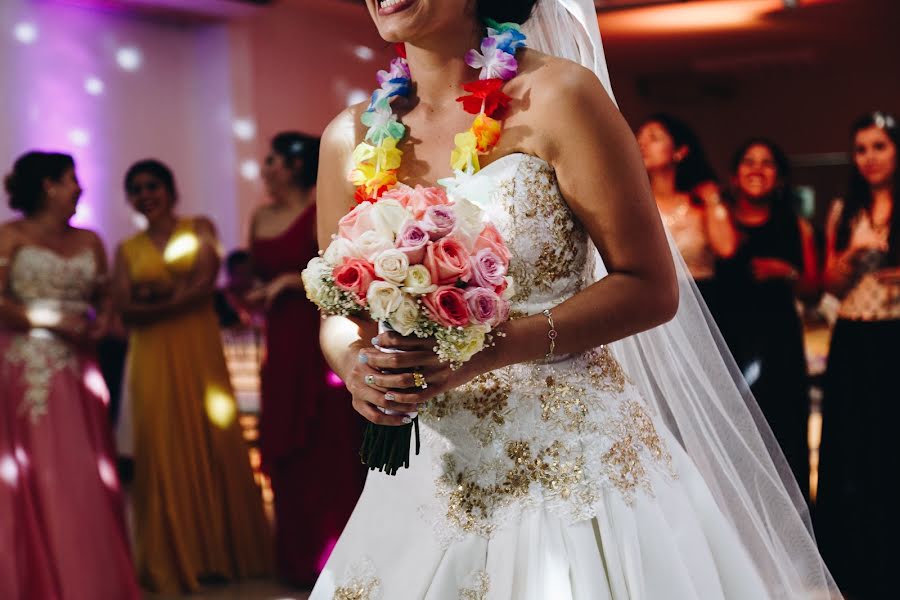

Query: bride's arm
<box><xmin>317</xmin><ymin>106</ymin><xmax>412</xmax><ymax>426</ymax></box>
<box><xmin>482</xmin><ymin>61</ymin><xmax>678</xmax><ymax>369</ymax></box>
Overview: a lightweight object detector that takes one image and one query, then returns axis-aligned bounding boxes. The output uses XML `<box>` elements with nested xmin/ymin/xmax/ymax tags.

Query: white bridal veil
<box><xmin>523</xmin><ymin>1</ymin><xmax>840</xmax><ymax>597</ymax></box>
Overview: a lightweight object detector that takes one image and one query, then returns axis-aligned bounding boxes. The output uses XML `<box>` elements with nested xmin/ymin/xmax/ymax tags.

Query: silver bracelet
<box><xmin>542</xmin><ymin>308</ymin><xmax>557</xmax><ymax>361</ymax></box>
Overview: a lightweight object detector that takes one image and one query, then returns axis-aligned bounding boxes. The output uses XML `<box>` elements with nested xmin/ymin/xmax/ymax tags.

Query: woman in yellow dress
<box><xmin>112</xmin><ymin>159</ymin><xmax>271</xmax><ymax>593</ymax></box>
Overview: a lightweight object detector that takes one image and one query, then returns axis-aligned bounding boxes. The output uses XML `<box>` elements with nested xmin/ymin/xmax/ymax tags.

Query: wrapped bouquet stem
<box><xmin>358</xmin><ymin>322</ymin><xmax>422</xmax><ymax>476</ymax></box>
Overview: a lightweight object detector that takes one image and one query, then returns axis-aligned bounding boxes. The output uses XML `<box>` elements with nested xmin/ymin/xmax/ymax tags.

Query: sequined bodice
<box><xmin>452</xmin><ymin>153</ymin><xmax>595</xmax><ymax>316</ymax></box>
<box><xmin>421</xmin><ymin>154</ymin><xmax>675</xmax><ymax>542</ymax></box>
<box><xmin>9</xmin><ymin>246</ymin><xmax>97</xmax><ymax>310</ymax></box>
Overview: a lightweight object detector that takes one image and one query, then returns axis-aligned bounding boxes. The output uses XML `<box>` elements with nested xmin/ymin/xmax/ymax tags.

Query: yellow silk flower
<box><xmin>451</xmin><ymin>131</ymin><xmax>480</xmax><ymax>174</ymax></box>
<box><xmin>352</xmin><ymin>137</ymin><xmax>403</xmax><ymax>172</ymax></box>
<box><xmin>471</xmin><ymin>113</ymin><xmax>501</xmax><ymax>153</ymax></box>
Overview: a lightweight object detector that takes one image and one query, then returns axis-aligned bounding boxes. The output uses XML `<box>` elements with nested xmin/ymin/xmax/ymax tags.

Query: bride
<box><xmin>311</xmin><ymin>0</ymin><xmax>838</xmax><ymax>598</ymax></box>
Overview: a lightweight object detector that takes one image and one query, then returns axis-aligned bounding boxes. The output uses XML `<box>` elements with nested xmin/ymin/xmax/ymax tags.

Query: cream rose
<box><xmin>373</xmin><ymin>249</ymin><xmax>410</xmax><ymax>284</ymax></box>
<box><xmin>355</xmin><ymin>230</ymin><xmax>394</xmax><ymax>262</ymax></box>
<box><xmin>301</xmin><ymin>257</ymin><xmax>330</xmax><ymax>303</ymax></box>
<box><xmin>388</xmin><ymin>295</ymin><xmax>420</xmax><ymax>336</ymax></box>
<box><xmin>453</xmin><ymin>324</ymin><xmax>488</xmax><ymax>363</ymax></box>
<box><xmin>323</xmin><ymin>236</ymin><xmax>361</xmax><ymax>265</ymax></box>
<box><xmin>366</xmin><ymin>281</ymin><xmax>403</xmax><ymax>321</ymax></box>
<box><xmin>370</xmin><ymin>198</ymin><xmax>409</xmax><ymax>240</ymax></box>
<box><xmin>401</xmin><ymin>264</ymin><xmax>438</xmax><ymax>295</ymax></box>
<box><xmin>450</xmin><ymin>197</ymin><xmax>486</xmax><ymax>251</ymax></box>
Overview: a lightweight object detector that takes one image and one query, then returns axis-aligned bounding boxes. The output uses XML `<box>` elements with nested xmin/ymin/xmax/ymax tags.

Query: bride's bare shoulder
<box><xmin>513</xmin><ymin>49</ymin><xmax>608</xmax><ymax>101</ymax></box>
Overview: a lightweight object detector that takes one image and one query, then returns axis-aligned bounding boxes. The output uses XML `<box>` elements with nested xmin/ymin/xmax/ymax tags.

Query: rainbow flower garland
<box><xmin>350</xmin><ymin>19</ymin><xmax>527</xmax><ymax>204</ymax></box>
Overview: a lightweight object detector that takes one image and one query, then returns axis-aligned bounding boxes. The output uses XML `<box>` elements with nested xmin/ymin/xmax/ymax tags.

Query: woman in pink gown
<box><xmin>249</xmin><ymin>132</ymin><xmax>364</xmax><ymax>587</ymax></box>
<box><xmin>0</xmin><ymin>151</ymin><xmax>140</xmax><ymax>599</ymax></box>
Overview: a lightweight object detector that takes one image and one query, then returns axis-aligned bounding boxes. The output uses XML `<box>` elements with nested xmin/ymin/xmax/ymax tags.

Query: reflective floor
<box><xmin>142</xmin><ymin>580</ymin><xmax>309</xmax><ymax>600</ymax></box>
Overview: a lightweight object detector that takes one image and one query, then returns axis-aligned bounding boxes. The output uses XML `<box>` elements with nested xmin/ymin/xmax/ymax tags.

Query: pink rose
<box><xmin>424</xmin><ymin>237</ymin><xmax>471</xmax><ymax>285</ymax></box>
<box><xmin>423</xmin><ymin>205</ymin><xmax>456</xmax><ymax>240</ymax></box>
<box><xmin>464</xmin><ymin>287</ymin><xmax>505</xmax><ymax>326</ymax></box>
<box><xmin>338</xmin><ymin>202</ymin><xmax>374</xmax><ymax>239</ymax></box>
<box><xmin>422</xmin><ymin>286</ymin><xmax>470</xmax><ymax>328</ymax></box>
<box><xmin>385</xmin><ymin>185</ymin><xmax>448</xmax><ymax>219</ymax></box>
<box><xmin>395</xmin><ymin>221</ymin><xmax>429</xmax><ymax>264</ymax></box>
<box><xmin>332</xmin><ymin>257</ymin><xmax>376</xmax><ymax>303</ymax></box>
<box><xmin>469</xmin><ymin>248</ymin><xmax>507</xmax><ymax>288</ymax></box>
<box><xmin>473</xmin><ymin>223</ymin><xmax>511</xmax><ymax>267</ymax></box>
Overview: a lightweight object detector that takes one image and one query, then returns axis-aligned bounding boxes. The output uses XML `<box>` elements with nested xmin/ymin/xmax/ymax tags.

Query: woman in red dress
<box><xmin>249</xmin><ymin>132</ymin><xmax>364</xmax><ymax>588</ymax></box>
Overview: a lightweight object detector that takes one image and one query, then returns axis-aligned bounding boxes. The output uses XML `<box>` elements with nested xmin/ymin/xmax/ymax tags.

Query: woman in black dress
<box><xmin>816</xmin><ymin>112</ymin><xmax>900</xmax><ymax>599</ymax></box>
<box><xmin>721</xmin><ymin>138</ymin><xmax>818</xmax><ymax>500</ymax></box>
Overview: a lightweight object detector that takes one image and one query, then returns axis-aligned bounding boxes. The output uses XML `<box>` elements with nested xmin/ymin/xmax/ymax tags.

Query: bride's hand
<box><xmin>359</xmin><ymin>332</ymin><xmax>482</xmax><ymax>406</ymax></box>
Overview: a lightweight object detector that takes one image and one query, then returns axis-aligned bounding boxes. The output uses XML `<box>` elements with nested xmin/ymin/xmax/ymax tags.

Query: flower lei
<box><xmin>350</xmin><ymin>19</ymin><xmax>527</xmax><ymax>205</ymax></box>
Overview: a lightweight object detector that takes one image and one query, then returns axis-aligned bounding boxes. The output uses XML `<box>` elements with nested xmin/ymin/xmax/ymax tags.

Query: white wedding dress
<box><xmin>310</xmin><ymin>153</ymin><xmax>774</xmax><ymax>600</ymax></box>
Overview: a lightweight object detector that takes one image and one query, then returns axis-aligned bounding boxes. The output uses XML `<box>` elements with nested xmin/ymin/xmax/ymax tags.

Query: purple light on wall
<box><xmin>326</xmin><ymin>370</ymin><xmax>344</xmax><ymax>388</ymax></box>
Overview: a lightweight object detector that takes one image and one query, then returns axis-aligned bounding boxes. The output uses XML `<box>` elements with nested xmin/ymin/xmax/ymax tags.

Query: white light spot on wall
<box><xmin>240</xmin><ymin>159</ymin><xmax>260</xmax><ymax>181</ymax></box>
<box><xmin>84</xmin><ymin>76</ymin><xmax>105</xmax><ymax>95</ymax></box>
<box><xmin>84</xmin><ymin>366</ymin><xmax>110</xmax><ymax>405</ymax></box>
<box><xmin>68</xmin><ymin>129</ymin><xmax>90</xmax><ymax>147</ymax></box>
<box><xmin>354</xmin><ymin>45</ymin><xmax>375</xmax><ymax>61</ymax></box>
<box><xmin>116</xmin><ymin>47</ymin><xmax>142</xmax><ymax>71</ymax></box>
<box><xmin>346</xmin><ymin>89</ymin><xmax>369</xmax><ymax>107</ymax></box>
<box><xmin>13</xmin><ymin>22</ymin><xmax>38</xmax><ymax>45</ymax></box>
<box><xmin>232</xmin><ymin>118</ymin><xmax>256</xmax><ymax>141</ymax></box>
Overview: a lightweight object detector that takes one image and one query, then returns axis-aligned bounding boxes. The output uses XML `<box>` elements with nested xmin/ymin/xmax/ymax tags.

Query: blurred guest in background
<box><xmin>113</xmin><ymin>159</ymin><xmax>271</xmax><ymax>593</ymax></box>
<box><xmin>215</xmin><ymin>249</ymin><xmax>258</xmax><ymax>329</ymax></box>
<box><xmin>0</xmin><ymin>151</ymin><xmax>139</xmax><ymax>599</ymax></box>
<box><xmin>816</xmin><ymin>111</ymin><xmax>900</xmax><ymax>599</ymax></box>
<box><xmin>637</xmin><ymin>113</ymin><xmax>738</xmax><ymax>321</ymax></box>
<box><xmin>720</xmin><ymin>138</ymin><xmax>819</xmax><ymax>499</ymax></box>
<box><xmin>249</xmin><ymin>132</ymin><xmax>363</xmax><ymax>588</ymax></box>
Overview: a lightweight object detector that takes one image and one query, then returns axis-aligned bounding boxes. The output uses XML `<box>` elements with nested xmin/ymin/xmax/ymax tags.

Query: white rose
<box><xmin>366</xmin><ymin>281</ymin><xmax>403</xmax><ymax>321</ymax></box>
<box><xmin>323</xmin><ymin>236</ymin><xmax>361</xmax><ymax>265</ymax></box>
<box><xmin>355</xmin><ymin>230</ymin><xmax>394</xmax><ymax>262</ymax></box>
<box><xmin>370</xmin><ymin>198</ymin><xmax>410</xmax><ymax>240</ymax></box>
<box><xmin>301</xmin><ymin>257</ymin><xmax>330</xmax><ymax>305</ymax></box>
<box><xmin>450</xmin><ymin>197</ymin><xmax>485</xmax><ymax>251</ymax></box>
<box><xmin>402</xmin><ymin>264</ymin><xmax>438</xmax><ymax>295</ymax></box>
<box><xmin>373</xmin><ymin>249</ymin><xmax>410</xmax><ymax>284</ymax></box>
<box><xmin>388</xmin><ymin>295</ymin><xmax>420</xmax><ymax>336</ymax></box>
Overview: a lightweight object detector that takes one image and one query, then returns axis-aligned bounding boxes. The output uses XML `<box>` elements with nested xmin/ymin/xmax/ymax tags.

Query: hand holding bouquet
<box><xmin>302</xmin><ymin>184</ymin><xmax>513</xmax><ymax>474</ymax></box>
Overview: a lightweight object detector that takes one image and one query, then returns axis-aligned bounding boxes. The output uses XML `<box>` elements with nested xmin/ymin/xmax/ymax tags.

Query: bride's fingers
<box><xmin>352</xmin><ymin>399</ymin><xmax>411</xmax><ymax>426</ymax></box>
<box><xmin>372</xmin><ymin>332</ymin><xmax>436</xmax><ymax>352</ymax></box>
<box><xmin>359</xmin><ymin>348</ymin><xmax>441</xmax><ymax>371</ymax></box>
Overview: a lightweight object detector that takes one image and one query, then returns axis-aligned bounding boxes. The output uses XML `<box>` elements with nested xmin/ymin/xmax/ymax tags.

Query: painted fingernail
<box><xmin>371</xmin><ymin>337</ymin><xmax>379</xmax><ymax>346</ymax></box>
<box><xmin>402</xmin><ymin>416</ymin><xmax>412</xmax><ymax>424</ymax></box>
<box><xmin>385</xmin><ymin>393</ymin><xmax>396</xmax><ymax>402</ymax></box>
<box><xmin>358</xmin><ymin>353</ymin><xmax>368</xmax><ymax>364</ymax></box>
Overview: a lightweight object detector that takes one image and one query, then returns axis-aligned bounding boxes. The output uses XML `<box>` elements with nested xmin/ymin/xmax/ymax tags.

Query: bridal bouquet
<box><xmin>301</xmin><ymin>184</ymin><xmax>514</xmax><ymax>474</ymax></box>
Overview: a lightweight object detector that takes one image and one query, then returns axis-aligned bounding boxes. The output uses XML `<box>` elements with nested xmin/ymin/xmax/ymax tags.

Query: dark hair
<box><xmin>124</xmin><ymin>159</ymin><xmax>178</xmax><ymax>202</ymax></box>
<box><xmin>729</xmin><ymin>137</ymin><xmax>801</xmax><ymax>229</ymax></box>
<box><xmin>643</xmin><ymin>113</ymin><xmax>718</xmax><ymax>193</ymax></box>
<box><xmin>271</xmin><ymin>132</ymin><xmax>320</xmax><ymax>189</ymax></box>
<box><xmin>4</xmin><ymin>151</ymin><xmax>75</xmax><ymax>216</ymax></box>
<box><xmin>835</xmin><ymin>111</ymin><xmax>900</xmax><ymax>264</ymax></box>
<box><xmin>225</xmin><ymin>249</ymin><xmax>251</xmax><ymax>275</ymax></box>
<box><xmin>477</xmin><ymin>0</ymin><xmax>539</xmax><ymax>24</ymax></box>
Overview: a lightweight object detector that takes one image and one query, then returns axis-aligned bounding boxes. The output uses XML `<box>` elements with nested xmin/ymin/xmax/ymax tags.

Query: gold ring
<box><xmin>413</xmin><ymin>372</ymin><xmax>428</xmax><ymax>390</ymax></box>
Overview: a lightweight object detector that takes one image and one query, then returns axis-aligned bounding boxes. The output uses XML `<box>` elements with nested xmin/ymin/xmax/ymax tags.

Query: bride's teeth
<box><xmin>380</xmin><ymin>0</ymin><xmax>403</xmax><ymax>9</ymax></box>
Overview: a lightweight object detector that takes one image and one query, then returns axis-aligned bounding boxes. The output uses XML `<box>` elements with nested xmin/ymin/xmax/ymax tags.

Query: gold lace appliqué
<box><xmin>333</xmin><ymin>558</ymin><xmax>381</xmax><ymax>600</ymax></box>
<box><xmin>5</xmin><ymin>335</ymin><xmax>77</xmax><ymax>423</ymax></box>
<box><xmin>459</xmin><ymin>570</ymin><xmax>490</xmax><ymax>600</ymax></box>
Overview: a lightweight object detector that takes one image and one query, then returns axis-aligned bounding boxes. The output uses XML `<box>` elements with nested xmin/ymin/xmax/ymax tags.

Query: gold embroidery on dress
<box><xmin>459</xmin><ymin>570</ymin><xmax>490</xmax><ymax>600</ymax></box>
<box><xmin>333</xmin><ymin>558</ymin><xmax>381</xmax><ymax>600</ymax></box>
<box><xmin>601</xmin><ymin>400</ymin><xmax>675</xmax><ymax>502</ymax></box>
<box><xmin>5</xmin><ymin>335</ymin><xmax>77</xmax><ymax>423</ymax></box>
